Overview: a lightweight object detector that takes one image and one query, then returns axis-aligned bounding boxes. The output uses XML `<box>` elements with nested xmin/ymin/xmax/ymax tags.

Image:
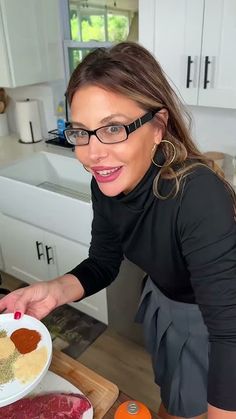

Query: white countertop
<box><xmin>0</xmin><ymin>134</ymin><xmax>76</xmax><ymax>168</ymax></box>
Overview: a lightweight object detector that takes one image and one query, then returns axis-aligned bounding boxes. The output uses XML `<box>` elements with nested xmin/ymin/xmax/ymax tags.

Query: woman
<box><xmin>0</xmin><ymin>42</ymin><xmax>236</xmax><ymax>419</ymax></box>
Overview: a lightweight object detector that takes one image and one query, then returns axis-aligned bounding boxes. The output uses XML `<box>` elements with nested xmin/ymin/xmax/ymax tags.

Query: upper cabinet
<box><xmin>139</xmin><ymin>0</ymin><xmax>236</xmax><ymax>109</ymax></box>
<box><xmin>200</xmin><ymin>0</ymin><xmax>236</xmax><ymax>108</ymax></box>
<box><xmin>0</xmin><ymin>0</ymin><xmax>64</xmax><ymax>88</ymax></box>
<box><xmin>153</xmin><ymin>0</ymin><xmax>204</xmax><ymax>106</ymax></box>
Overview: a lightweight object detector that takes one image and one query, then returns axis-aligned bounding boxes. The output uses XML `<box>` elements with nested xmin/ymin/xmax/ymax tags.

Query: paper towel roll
<box><xmin>16</xmin><ymin>99</ymin><xmax>42</xmax><ymax>143</ymax></box>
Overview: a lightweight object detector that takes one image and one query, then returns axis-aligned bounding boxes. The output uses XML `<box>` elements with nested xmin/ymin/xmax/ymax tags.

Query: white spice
<box><xmin>13</xmin><ymin>346</ymin><xmax>48</xmax><ymax>384</ymax></box>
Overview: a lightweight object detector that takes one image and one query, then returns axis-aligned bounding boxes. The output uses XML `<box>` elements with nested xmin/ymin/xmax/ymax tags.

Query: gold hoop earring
<box><xmin>151</xmin><ymin>140</ymin><xmax>176</xmax><ymax>168</ymax></box>
<box><xmin>83</xmin><ymin>165</ymin><xmax>90</xmax><ymax>172</ymax></box>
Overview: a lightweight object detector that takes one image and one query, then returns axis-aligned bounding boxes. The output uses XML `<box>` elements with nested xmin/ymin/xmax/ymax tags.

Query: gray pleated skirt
<box><xmin>135</xmin><ymin>277</ymin><xmax>209</xmax><ymax>418</ymax></box>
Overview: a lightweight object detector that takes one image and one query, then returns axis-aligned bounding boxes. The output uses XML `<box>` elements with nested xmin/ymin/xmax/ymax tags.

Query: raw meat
<box><xmin>0</xmin><ymin>392</ymin><xmax>92</xmax><ymax>418</ymax></box>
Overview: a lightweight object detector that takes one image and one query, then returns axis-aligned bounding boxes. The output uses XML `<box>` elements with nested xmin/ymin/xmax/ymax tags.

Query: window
<box><xmin>70</xmin><ymin>3</ymin><xmax>130</xmax><ymax>42</ymax></box>
<box><xmin>63</xmin><ymin>0</ymin><xmax>138</xmax><ymax>79</ymax></box>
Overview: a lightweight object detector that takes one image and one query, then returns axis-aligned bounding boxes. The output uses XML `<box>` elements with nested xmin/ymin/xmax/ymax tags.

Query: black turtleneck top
<box><xmin>68</xmin><ymin>163</ymin><xmax>236</xmax><ymax>411</ymax></box>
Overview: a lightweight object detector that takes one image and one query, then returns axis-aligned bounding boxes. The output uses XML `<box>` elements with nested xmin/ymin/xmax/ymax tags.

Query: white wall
<box><xmin>189</xmin><ymin>106</ymin><xmax>236</xmax><ymax>155</ymax></box>
<box><xmin>5</xmin><ymin>82</ymin><xmax>236</xmax><ymax>156</ymax></box>
<box><xmin>6</xmin><ymin>80</ymin><xmax>66</xmax><ymax>138</ymax></box>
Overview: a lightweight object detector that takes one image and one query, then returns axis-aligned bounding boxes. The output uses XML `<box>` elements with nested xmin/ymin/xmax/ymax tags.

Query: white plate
<box><xmin>34</xmin><ymin>370</ymin><xmax>93</xmax><ymax>418</ymax></box>
<box><xmin>0</xmin><ymin>313</ymin><xmax>52</xmax><ymax>407</ymax></box>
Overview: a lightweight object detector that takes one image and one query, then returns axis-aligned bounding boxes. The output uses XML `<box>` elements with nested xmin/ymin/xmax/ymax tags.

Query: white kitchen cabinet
<box><xmin>199</xmin><ymin>0</ymin><xmax>236</xmax><ymax>108</ymax></box>
<box><xmin>52</xmin><ymin>233</ymin><xmax>108</xmax><ymax>324</ymax></box>
<box><xmin>1</xmin><ymin>216</ymin><xmax>48</xmax><ymax>282</ymax></box>
<box><xmin>1</xmin><ymin>215</ymin><xmax>108</xmax><ymax>324</ymax></box>
<box><xmin>0</xmin><ymin>0</ymin><xmax>64</xmax><ymax>87</ymax></box>
<box><xmin>138</xmin><ymin>0</ymin><xmax>156</xmax><ymax>55</ymax></box>
<box><xmin>153</xmin><ymin>0</ymin><xmax>204</xmax><ymax>105</ymax></box>
<box><xmin>139</xmin><ymin>0</ymin><xmax>236</xmax><ymax>108</ymax></box>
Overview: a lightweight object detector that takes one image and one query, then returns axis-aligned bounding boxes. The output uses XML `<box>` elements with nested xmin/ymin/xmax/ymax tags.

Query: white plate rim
<box><xmin>0</xmin><ymin>313</ymin><xmax>52</xmax><ymax>407</ymax></box>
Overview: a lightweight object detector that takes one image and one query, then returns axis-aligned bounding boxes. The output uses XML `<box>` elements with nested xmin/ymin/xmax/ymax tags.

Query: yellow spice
<box><xmin>13</xmin><ymin>346</ymin><xmax>48</xmax><ymax>384</ymax></box>
<box><xmin>0</xmin><ymin>337</ymin><xmax>15</xmax><ymax>360</ymax></box>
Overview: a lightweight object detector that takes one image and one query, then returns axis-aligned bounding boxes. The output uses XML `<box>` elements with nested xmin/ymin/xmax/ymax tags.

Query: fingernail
<box><xmin>14</xmin><ymin>311</ymin><xmax>21</xmax><ymax>320</ymax></box>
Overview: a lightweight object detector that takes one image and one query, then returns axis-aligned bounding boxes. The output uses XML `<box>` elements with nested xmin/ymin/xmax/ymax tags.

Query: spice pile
<box><xmin>0</xmin><ymin>333</ymin><xmax>19</xmax><ymax>385</ymax></box>
<box><xmin>0</xmin><ymin>327</ymin><xmax>47</xmax><ymax>385</ymax></box>
<box><xmin>11</xmin><ymin>328</ymin><xmax>41</xmax><ymax>354</ymax></box>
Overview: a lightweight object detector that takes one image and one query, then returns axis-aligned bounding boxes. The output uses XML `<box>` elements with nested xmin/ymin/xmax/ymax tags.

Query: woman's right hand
<box><xmin>0</xmin><ymin>274</ymin><xmax>85</xmax><ymax>320</ymax></box>
<box><xmin>0</xmin><ymin>281</ymin><xmax>58</xmax><ymax>320</ymax></box>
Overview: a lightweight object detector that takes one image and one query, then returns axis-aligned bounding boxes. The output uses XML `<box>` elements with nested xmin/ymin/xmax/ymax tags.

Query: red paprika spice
<box><xmin>10</xmin><ymin>328</ymin><xmax>41</xmax><ymax>354</ymax></box>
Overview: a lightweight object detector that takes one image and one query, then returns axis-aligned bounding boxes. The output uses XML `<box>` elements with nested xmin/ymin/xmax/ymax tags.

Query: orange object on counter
<box><xmin>114</xmin><ymin>400</ymin><xmax>152</xmax><ymax>418</ymax></box>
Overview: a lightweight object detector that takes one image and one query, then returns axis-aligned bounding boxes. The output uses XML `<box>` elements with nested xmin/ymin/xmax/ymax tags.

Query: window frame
<box><xmin>63</xmin><ymin>40</ymin><xmax>112</xmax><ymax>82</ymax></box>
<box><xmin>60</xmin><ymin>0</ymin><xmax>134</xmax><ymax>82</ymax></box>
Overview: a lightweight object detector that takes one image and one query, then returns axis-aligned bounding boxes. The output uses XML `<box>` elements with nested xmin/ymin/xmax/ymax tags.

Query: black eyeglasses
<box><xmin>64</xmin><ymin>109</ymin><xmax>162</xmax><ymax>146</ymax></box>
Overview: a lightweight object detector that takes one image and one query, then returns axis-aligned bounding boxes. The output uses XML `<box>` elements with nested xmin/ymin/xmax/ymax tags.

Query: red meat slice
<box><xmin>0</xmin><ymin>392</ymin><xmax>92</xmax><ymax>419</ymax></box>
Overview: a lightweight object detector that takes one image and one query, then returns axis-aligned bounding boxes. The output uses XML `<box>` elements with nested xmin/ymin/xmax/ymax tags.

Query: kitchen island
<box><xmin>0</xmin><ymin>135</ymin><xmax>108</xmax><ymax>324</ymax></box>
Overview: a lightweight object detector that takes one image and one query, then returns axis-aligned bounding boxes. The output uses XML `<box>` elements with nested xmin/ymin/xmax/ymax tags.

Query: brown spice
<box><xmin>10</xmin><ymin>328</ymin><xmax>41</xmax><ymax>354</ymax></box>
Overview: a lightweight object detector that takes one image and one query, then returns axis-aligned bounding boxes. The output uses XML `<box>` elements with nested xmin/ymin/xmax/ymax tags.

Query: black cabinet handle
<box><xmin>203</xmin><ymin>56</ymin><xmax>211</xmax><ymax>89</ymax></box>
<box><xmin>45</xmin><ymin>245</ymin><xmax>54</xmax><ymax>265</ymax></box>
<box><xmin>186</xmin><ymin>56</ymin><xmax>194</xmax><ymax>88</ymax></box>
<box><xmin>36</xmin><ymin>241</ymin><xmax>44</xmax><ymax>260</ymax></box>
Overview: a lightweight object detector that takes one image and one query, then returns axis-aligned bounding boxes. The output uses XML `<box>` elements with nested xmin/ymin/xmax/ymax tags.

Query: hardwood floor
<box><xmin>78</xmin><ymin>327</ymin><xmax>161</xmax><ymax>413</ymax></box>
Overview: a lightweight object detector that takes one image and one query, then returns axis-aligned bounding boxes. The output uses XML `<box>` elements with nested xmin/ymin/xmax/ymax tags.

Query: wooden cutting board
<box><xmin>50</xmin><ymin>349</ymin><xmax>119</xmax><ymax>418</ymax></box>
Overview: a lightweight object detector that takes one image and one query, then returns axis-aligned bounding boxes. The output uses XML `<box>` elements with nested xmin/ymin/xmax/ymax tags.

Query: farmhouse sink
<box><xmin>0</xmin><ymin>152</ymin><xmax>93</xmax><ymax>244</ymax></box>
<box><xmin>0</xmin><ymin>152</ymin><xmax>91</xmax><ymax>199</ymax></box>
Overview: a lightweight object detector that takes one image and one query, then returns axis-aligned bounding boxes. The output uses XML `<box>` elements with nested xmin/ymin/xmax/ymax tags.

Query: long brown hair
<box><xmin>66</xmin><ymin>42</ymin><xmax>235</xmax><ymax>205</ymax></box>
